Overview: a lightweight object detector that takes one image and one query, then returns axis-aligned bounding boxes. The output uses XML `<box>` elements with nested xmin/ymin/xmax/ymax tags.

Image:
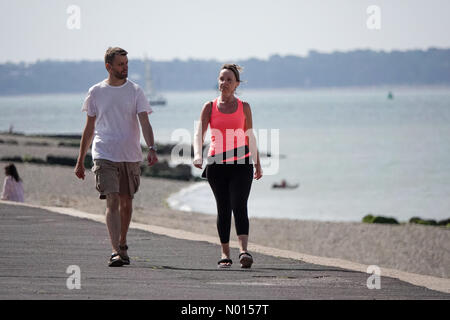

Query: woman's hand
<box><xmin>254</xmin><ymin>163</ymin><xmax>263</xmax><ymax>180</ymax></box>
<box><xmin>193</xmin><ymin>158</ymin><xmax>203</xmax><ymax>169</ymax></box>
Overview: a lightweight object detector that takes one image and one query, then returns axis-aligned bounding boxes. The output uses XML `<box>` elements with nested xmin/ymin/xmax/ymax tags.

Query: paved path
<box><xmin>0</xmin><ymin>203</ymin><xmax>449</xmax><ymax>300</ymax></box>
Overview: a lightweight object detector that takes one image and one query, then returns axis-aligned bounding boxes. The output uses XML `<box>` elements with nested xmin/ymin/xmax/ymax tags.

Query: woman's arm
<box><xmin>243</xmin><ymin>102</ymin><xmax>263</xmax><ymax>180</ymax></box>
<box><xmin>1</xmin><ymin>177</ymin><xmax>11</xmax><ymax>200</ymax></box>
<box><xmin>193</xmin><ymin>101</ymin><xmax>212</xmax><ymax>169</ymax></box>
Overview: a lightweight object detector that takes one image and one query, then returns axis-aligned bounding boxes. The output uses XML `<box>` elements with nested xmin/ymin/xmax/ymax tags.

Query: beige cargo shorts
<box><xmin>92</xmin><ymin>159</ymin><xmax>141</xmax><ymax>200</ymax></box>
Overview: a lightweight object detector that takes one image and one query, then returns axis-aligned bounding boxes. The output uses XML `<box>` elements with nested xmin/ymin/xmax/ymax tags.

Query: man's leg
<box><xmin>105</xmin><ymin>193</ymin><xmax>121</xmax><ymax>254</ymax></box>
<box><xmin>117</xmin><ymin>161</ymin><xmax>140</xmax><ymax>263</ymax></box>
<box><xmin>119</xmin><ymin>194</ymin><xmax>132</xmax><ymax>248</ymax></box>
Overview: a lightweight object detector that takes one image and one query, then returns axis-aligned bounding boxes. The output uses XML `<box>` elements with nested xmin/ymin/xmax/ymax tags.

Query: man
<box><xmin>74</xmin><ymin>47</ymin><xmax>158</xmax><ymax>267</ymax></box>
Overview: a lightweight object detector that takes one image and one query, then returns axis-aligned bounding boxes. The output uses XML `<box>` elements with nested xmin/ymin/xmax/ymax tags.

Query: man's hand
<box><xmin>74</xmin><ymin>162</ymin><xmax>86</xmax><ymax>180</ymax></box>
<box><xmin>75</xmin><ymin>115</ymin><xmax>95</xmax><ymax>181</ymax></box>
<box><xmin>147</xmin><ymin>149</ymin><xmax>158</xmax><ymax>166</ymax></box>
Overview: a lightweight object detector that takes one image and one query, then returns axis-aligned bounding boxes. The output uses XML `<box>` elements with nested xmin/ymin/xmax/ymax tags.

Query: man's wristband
<box><xmin>148</xmin><ymin>145</ymin><xmax>157</xmax><ymax>152</ymax></box>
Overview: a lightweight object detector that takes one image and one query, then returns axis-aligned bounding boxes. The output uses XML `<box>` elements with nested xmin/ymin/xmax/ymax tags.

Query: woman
<box><xmin>193</xmin><ymin>64</ymin><xmax>262</xmax><ymax>269</ymax></box>
<box><xmin>1</xmin><ymin>164</ymin><xmax>24</xmax><ymax>202</ymax></box>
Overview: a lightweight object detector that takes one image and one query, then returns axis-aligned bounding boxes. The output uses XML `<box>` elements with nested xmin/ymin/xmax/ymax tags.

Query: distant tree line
<box><xmin>0</xmin><ymin>48</ymin><xmax>449</xmax><ymax>95</ymax></box>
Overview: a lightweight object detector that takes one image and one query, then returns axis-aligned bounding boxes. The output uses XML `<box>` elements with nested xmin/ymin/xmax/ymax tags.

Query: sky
<box><xmin>1</xmin><ymin>0</ymin><xmax>450</xmax><ymax>63</ymax></box>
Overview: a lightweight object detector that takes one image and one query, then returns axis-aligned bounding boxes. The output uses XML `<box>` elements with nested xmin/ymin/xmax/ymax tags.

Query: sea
<box><xmin>1</xmin><ymin>86</ymin><xmax>449</xmax><ymax>222</ymax></box>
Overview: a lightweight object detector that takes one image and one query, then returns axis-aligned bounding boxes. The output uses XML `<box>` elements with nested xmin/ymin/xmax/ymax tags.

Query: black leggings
<box><xmin>206</xmin><ymin>163</ymin><xmax>254</xmax><ymax>244</ymax></box>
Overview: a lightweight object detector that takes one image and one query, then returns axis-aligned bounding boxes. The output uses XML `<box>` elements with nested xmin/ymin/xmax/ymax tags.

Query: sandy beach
<box><xmin>1</xmin><ymin>134</ymin><xmax>449</xmax><ymax>279</ymax></box>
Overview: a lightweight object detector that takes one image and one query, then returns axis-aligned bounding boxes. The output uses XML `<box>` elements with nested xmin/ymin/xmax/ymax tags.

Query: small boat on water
<box><xmin>272</xmin><ymin>180</ymin><xmax>299</xmax><ymax>189</ymax></box>
<box><xmin>148</xmin><ymin>95</ymin><xmax>167</xmax><ymax>106</ymax></box>
<box><xmin>387</xmin><ymin>91</ymin><xmax>394</xmax><ymax>100</ymax></box>
<box><xmin>272</xmin><ymin>184</ymin><xmax>299</xmax><ymax>189</ymax></box>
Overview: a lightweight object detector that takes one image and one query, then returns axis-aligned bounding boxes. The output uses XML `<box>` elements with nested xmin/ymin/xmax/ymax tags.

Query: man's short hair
<box><xmin>104</xmin><ymin>47</ymin><xmax>128</xmax><ymax>65</ymax></box>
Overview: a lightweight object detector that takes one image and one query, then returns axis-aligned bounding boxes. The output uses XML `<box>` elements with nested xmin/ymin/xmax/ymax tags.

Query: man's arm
<box><xmin>74</xmin><ymin>115</ymin><xmax>96</xmax><ymax>180</ymax></box>
<box><xmin>138</xmin><ymin>112</ymin><xmax>158</xmax><ymax>166</ymax></box>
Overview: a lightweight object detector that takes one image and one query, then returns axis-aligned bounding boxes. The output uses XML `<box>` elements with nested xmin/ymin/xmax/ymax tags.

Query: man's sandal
<box><xmin>239</xmin><ymin>252</ymin><xmax>253</xmax><ymax>269</ymax></box>
<box><xmin>108</xmin><ymin>253</ymin><xmax>124</xmax><ymax>267</ymax></box>
<box><xmin>119</xmin><ymin>245</ymin><xmax>130</xmax><ymax>265</ymax></box>
<box><xmin>217</xmin><ymin>258</ymin><xmax>233</xmax><ymax>269</ymax></box>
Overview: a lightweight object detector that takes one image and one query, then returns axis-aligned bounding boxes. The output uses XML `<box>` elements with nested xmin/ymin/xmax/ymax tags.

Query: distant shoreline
<box><xmin>1</xmin><ymin>48</ymin><xmax>449</xmax><ymax>94</ymax></box>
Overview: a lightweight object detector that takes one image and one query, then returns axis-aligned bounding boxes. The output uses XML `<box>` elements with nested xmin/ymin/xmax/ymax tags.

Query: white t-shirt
<box><xmin>81</xmin><ymin>79</ymin><xmax>153</xmax><ymax>162</ymax></box>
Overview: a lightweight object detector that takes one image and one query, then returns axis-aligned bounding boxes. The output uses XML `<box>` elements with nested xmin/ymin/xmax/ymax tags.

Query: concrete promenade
<box><xmin>0</xmin><ymin>202</ymin><xmax>449</xmax><ymax>300</ymax></box>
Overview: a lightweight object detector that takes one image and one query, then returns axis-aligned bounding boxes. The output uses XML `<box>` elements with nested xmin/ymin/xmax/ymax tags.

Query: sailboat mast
<box><xmin>144</xmin><ymin>55</ymin><xmax>153</xmax><ymax>96</ymax></box>
<box><xmin>143</xmin><ymin>53</ymin><xmax>167</xmax><ymax>106</ymax></box>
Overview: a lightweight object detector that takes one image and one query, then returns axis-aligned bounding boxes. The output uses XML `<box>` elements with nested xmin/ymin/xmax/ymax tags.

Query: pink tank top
<box><xmin>208</xmin><ymin>97</ymin><xmax>251</xmax><ymax>162</ymax></box>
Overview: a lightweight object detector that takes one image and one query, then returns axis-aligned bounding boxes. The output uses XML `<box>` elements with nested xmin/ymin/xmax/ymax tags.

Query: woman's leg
<box><xmin>229</xmin><ymin>164</ymin><xmax>253</xmax><ymax>254</ymax></box>
<box><xmin>207</xmin><ymin>164</ymin><xmax>233</xmax><ymax>264</ymax></box>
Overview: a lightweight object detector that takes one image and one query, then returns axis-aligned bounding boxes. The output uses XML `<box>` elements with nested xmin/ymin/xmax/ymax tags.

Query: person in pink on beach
<box><xmin>1</xmin><ymin>164</ymin><xmax>24</xmax><ymax>203</ymax></box>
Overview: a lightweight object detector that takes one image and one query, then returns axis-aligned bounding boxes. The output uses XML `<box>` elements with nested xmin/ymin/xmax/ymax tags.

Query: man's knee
<box><xmin>106</xmin><ymin>193</ymin><xmax>120</xmax><ymax>209</ymax></box>
<box><xmin>119</xmin><ymin>194</ymin><xmax>133</xmax><ymax>210</ymax></box>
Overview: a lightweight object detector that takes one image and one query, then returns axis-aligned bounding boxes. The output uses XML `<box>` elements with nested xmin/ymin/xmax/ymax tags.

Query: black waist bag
<box><xmin>200</xmin><ymin>145</ymin><xmax>251</xmax><ymax>179</ymax></box>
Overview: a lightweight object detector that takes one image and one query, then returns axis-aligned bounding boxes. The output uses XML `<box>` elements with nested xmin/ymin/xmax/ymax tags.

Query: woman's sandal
<box><xmin>119</xmin><ymin>245</ymin><xmax>130</xmax><ymax>265</ymax></box>
<box><xmin>239</xmin><ymin>252</ymin><xmax>253</xmax><ymax>269</ymax></box>
<box><xmin>217</xmin><ymin>258</ymin><xmax>233</xmax><ymax>269</ymax></box>
<box><xmin>108</xmin><ymin>253</ymin><xmax>124</xmax><ymax>267</ymax></box>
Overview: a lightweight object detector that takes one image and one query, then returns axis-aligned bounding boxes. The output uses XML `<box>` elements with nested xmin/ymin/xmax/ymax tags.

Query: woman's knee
<box><xmin>233</xmin><ymin>209</ymin><xmax>249</xmax><ymax>234</ymax></box>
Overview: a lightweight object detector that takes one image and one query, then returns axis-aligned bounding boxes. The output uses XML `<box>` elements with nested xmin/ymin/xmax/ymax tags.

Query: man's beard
<box><xmin>114</xmin><ymin>70</ymin><xmax>127</xmax><ymax>79</ymax></box>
